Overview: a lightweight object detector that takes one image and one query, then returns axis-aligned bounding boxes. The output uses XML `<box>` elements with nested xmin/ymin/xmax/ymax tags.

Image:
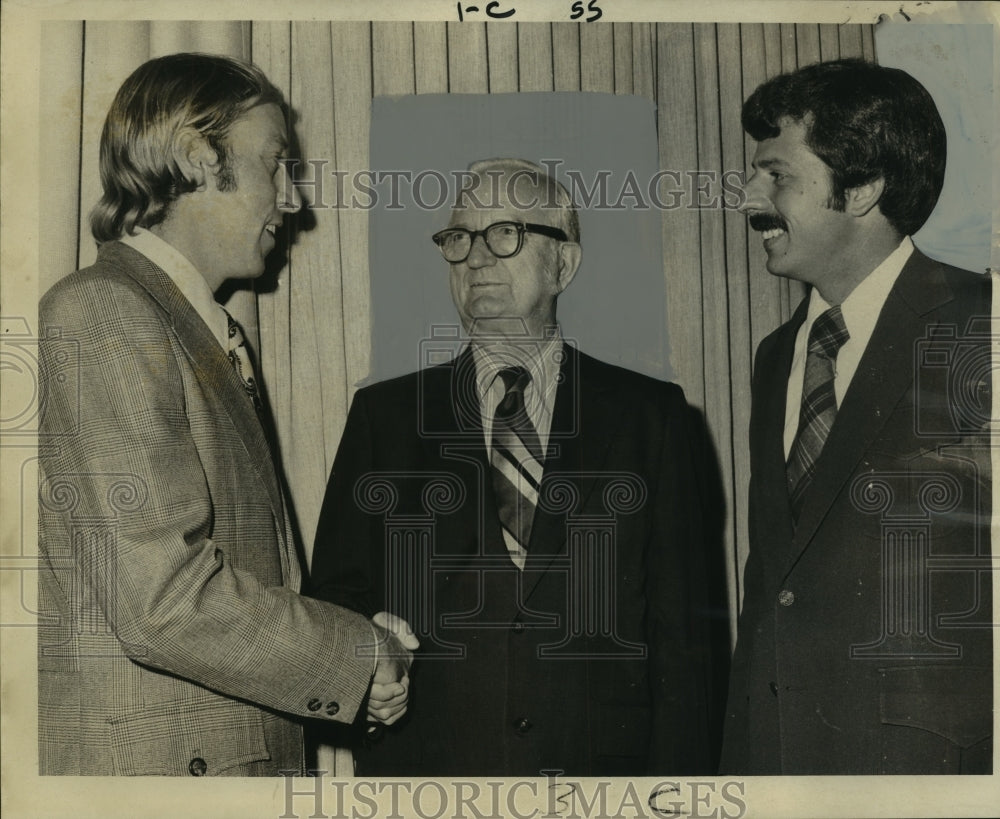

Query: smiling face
<box><xmin>182</xmin><ymin>103</ymin><xmax>300</xmax><ymax>288</ymax></box>
<box><xmin>742</xmin><ymin>117</ymin><xmax>856</xmax><ymax>294</ymax></box>
<box><xmin>447</xmin><ymin>171</ymin><xmax>579</xmax><ymax>338</ymax></box>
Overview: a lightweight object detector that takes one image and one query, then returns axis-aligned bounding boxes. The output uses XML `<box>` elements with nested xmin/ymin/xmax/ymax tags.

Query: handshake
<box><xmin>367</xmin><ymin>611</ymin><xmax>419</xmax><ymax>726</ymax></box>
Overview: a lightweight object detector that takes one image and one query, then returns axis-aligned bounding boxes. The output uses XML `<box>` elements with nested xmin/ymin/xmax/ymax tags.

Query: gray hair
<box><xmin>458</xmin><ymin>158</ymin><xmax>580</xmax><ymax>243</ymax></box>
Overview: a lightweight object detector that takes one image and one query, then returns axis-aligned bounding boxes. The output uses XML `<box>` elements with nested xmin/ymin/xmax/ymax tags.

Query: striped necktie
<box><xmin>786</xmin><ymin>304</ymin><xmax>850</xmax><ymax>522</ymax></box>
<box><xmin>223</xmin><ymin>309</ymin><xmax>263</xmax><ymax>414</ymax></box>
<box><xmin>490</xmin><ymin>366</ymin><xmax>544</xmax><ymax>568</ymax></box>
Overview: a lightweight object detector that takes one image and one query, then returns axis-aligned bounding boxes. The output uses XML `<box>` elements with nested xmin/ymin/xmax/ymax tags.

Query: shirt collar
<box><xmin>804</xmin><ymin>235</ymin><xmax>914</xmax><ymax>338</ymax></box>
<box><xmin>471</xmin><ymin>327</ymin><xmax>564</xmax><ymax>402</ymax></box>
<box><xmin>119</xmin><ymin>228</ymin><xmax>229</xmax><ymax>349</ymax></box>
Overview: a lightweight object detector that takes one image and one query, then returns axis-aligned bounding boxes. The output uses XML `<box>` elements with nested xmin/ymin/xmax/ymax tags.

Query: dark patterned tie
<box><xmin>223</xmin><ymin>309</ymin><xmax>263</xmax><ymax>414</ymax></box>
<box><xmin>786</xmin><ymin>305</ymin><xmax>850</xmax><ymax>522</ymax></box>
<box><xmin>490</xmin><ymin>367</ymin><xmax>544</xmax><ymax>566</ymax></box>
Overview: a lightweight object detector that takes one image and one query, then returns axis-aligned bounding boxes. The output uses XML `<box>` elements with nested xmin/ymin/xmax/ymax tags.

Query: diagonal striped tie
<box><xmin>490</xmin><ymin>366</ymin><xmax>544</xmax><ymax>568</ymax></box>
<box><xmin>223</xmin><ymin>309</ymin><xmax>263</xmax><ymax>414</ymax></box>
<box><xmin>786</xmin><ymin>305</ymin><xmax>850</xmax><ymax>523</ymax></box>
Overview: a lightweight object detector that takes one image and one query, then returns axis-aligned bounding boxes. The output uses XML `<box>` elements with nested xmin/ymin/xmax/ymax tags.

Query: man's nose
<box><xmin>465</xmin><ymin>233</ymin><xmax>496</xmax><ymax>268</ymax></box>
<box><xmin>739</xmin><ymin>171</ymin><xmax>768</xmax><ymax>214</ymax></box>
<box><xmin>277</xmin><ymin>162</ymin><xmax>302</xmax><ymax>213</ymax></box>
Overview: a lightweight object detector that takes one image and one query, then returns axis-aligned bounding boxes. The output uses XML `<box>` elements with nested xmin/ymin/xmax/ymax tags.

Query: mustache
<box><xmin>748</xmin><ymin>213</ymin><xmax>788</xmax><ymax>233</ymax></box>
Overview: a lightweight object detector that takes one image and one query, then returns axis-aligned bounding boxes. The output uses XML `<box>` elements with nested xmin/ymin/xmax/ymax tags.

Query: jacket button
<box><xmin>325</xmin><ymin>701</ymin><xmax>340</xmax><ymax>716</ymax></box>
<box><xmin>769</xmin><ymin>681</ymin><xmax>779</xmax><ymax>697</ymax></box>
<box><xmin>307</xmin><ymin>698</ymin><xmax>323</xmax><ymax>712</ymax></box>
<box><xmin>513</xmin><ymin>717</ymin><xmax>532</xmax><ymax>735</ymax></box>
<box><xmin>778</xmin><ymin>589</ymin><xmax>795</xmax><ymax>607</ymax></box>
<box><xmin>511</xmin><ymin>620</ymin><xmax>525</xmax><ymax>634</ymax></box>
<box><xmin>188</xmin><ymin>757</ymin><xmax>208</xmax><ymax>776</ymax></box>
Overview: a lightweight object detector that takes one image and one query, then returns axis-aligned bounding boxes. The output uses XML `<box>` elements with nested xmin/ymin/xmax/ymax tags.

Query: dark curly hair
<box><xmin>742</xmin><ymin>58</ymin><xmax>945</xmax><ymax>237</ymax></box>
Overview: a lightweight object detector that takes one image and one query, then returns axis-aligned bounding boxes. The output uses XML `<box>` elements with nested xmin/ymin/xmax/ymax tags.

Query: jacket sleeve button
<box><xmin>188</xmin><ymin>757</ymin><xmax>208</xmax><ymax>776</ymax></box>
<box><xmin>307</xmin><ymin>698</ymin><xmax>323</xmax><ymax>712</ymax></box>
<box><xmin>325</xmin><ymin>701</ymin><xmax>340</xmax><ymax>716</ymax></box>
<box><xmin>513</xmin><ymin>717</ymin><xmax>533</xmax><ymax>735</ymax></box>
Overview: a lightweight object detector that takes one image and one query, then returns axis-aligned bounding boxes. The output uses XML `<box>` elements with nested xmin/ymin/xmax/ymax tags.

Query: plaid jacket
<box><xmin>38</xmin><ymin>242</ymin><xmax>375</xmax><ymax>776</ymax></box>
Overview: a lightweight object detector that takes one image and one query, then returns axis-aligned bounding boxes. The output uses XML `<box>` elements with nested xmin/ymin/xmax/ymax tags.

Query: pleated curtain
<box><xmin>40</xmin><ymin>18</ymin><xmax>875</xmax><ymax>650</ymax></box>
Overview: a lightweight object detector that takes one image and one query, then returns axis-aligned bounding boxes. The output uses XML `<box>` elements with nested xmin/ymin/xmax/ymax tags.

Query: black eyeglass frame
<box><xmin>431</xmin><ymin>221</ymin><xmax>570</xmax><ymax>263</ymax></box>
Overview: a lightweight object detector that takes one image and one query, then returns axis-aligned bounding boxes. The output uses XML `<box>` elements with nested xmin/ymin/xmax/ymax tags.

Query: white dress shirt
<box><xmin>783</xmin><ymin>236</ymin><xmax>914</xmax><ymax>458</ymax></box>
<box><xmin>473</xmin><ymin>331</ymin><xmax>563</xmax><ymax>455</ymax></box>
<box><xmin>120</xmin><ymin>228</ymin><xmax>230</xmax><ymax>350</ymax></box>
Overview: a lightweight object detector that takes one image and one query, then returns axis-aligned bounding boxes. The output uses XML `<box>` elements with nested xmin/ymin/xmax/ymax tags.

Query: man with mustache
<box><xmin>720</xmin><ymin>59</ymin><xmax>992</xmax><ymax>774</ymax></box>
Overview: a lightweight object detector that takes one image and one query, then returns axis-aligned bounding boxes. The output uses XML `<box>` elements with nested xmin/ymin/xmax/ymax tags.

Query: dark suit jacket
<box><xmin>310</xmin><ymin>345</ymin><xmax>718</xmax><ymax>776</ymax></box>
<box><xmin>38</xmin><ymin>242</ymin><xmax>377</xmax><ymax>776</ymax></box>
<box><xmin>720</xmin><ymin>250</ymin><xmax>993</xmax><ymax>774</ymax></box>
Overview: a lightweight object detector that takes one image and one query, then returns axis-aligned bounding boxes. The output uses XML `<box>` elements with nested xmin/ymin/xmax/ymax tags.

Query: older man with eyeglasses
<box><xmin>309</xmin><ymin>158</ymin><xmax>720</xmax><ymax>776</ymax></box>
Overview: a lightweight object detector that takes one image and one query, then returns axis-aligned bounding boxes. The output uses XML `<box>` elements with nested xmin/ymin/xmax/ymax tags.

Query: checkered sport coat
<box><xmin>38</xmin><ymin>241</ymin><xmax>376</xmax><ymax>776</ymax></box>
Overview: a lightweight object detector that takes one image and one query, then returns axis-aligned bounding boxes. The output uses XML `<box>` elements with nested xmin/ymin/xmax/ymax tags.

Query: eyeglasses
<box><xmin>432</xmin><ymin>221</ymin><xmax>569</xmax><ymax>263</ymax></box>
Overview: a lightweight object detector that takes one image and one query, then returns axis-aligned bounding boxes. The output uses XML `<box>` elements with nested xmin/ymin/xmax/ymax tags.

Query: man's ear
<box><xmin>555</xmin><ymin>242</ymin><xmax>582</xmax><ymax>292</ymax></box>
<box><xmin>174</xmin><ymin>129</ymin><xmax>221</xmax><ymax>191</ymax></box>
<box><xmin>844</xmin><ymin>176</ymin><xmax>885</xmax><ymax>218</ymax></box>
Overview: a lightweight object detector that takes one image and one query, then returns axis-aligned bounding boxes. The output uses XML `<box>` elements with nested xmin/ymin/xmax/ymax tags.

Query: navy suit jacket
<box><xmin>720</xmin><ymin>250</ymin><xmax>993</xmax><ymax>774</ymax></box>
<box><xmin>310</xmin><ymin>345</ymin><xmax>721</xmax><ymax>775</ymax></box>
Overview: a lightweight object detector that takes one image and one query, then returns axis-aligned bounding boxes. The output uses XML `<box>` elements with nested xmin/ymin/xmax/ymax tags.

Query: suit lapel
<box><xmin>426</xmin><ymin>345</ymin><xmax>634</xmax><ymax>608</ymax></box>
<box><xmin>787</xmin><ymin>251</ymin><xmax>957</xmax><ymax>570</ymax></box>
<box><xmin>753</xmin><ymin>303</ymin><xmax>806</xmax><ymax>570</ymax></box>
<box><xmin>521</xmin><ymin>347</ymin><xmax>618</xmax><ymax>602</ymax></box>
<box><xmin>106</xmin><ymin>243</ymin><xmax>287</xmax><ymax>535</ymax></box>
<box><xmin>420</xmin><ymin>348</ymin><xmax>505</xmax><ymax>559</ymax></box>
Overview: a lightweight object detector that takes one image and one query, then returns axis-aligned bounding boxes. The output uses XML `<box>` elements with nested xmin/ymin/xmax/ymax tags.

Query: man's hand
<box><xmin>373</xmin><ymin>611</ymin><xmax>420</xmax><ymax>651</ymax></box>
<box><xmin>367</xmin><ymin>612</ymin><xmax>419</xmax><ymax>726</ymax></box>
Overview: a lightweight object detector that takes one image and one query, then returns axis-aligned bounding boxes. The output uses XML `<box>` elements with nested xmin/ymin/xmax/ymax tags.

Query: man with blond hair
<box><xmin>38</xmin><ymin>52</ymin><xmax>415</xmax><ymax>776</ymax></box>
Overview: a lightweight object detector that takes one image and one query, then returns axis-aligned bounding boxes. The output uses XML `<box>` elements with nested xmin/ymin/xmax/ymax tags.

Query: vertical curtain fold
<box><xmin>551</xmin><ymin>23</ymin><xmax>580</xmax><ymax>90</ymax></box>
<box><xmin>39</xmin><ymin>21</ymin><xmax>84</xmax><ymax>290</ymax></box>
<box><xmin>44</xmin><ymin>17</ymin><xmax>874</xmax><ymax>653</ymax></box>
